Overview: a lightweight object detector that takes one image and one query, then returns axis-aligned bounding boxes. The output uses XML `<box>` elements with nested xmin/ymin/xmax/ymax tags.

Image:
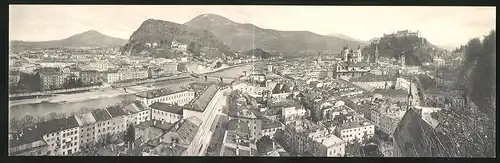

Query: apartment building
<box><xmin>105</xmin><ymin>106</ymin><xmax>128</xmax><ymax>135</ymax></box>
<box><xmin>40</xmin><ymin>71</ymin><xmax>64</xmax><ymax>90</ymax></box>
<box><xmin>75</xmin><ymin>113</ymin><xmax>97</xmax><ymax>149</ymax></box>
<box><xmin>370</xmin><ymin>107</ymin><xmax>405</xmax><ymax>136</ymax></box>
<box><xmin>9</xmin><ymin>116</ymin><xmax>80</xmax><ymax>156</ymax></box>
<box><xmin>334</xmin><ymin>118</ymin><xmax>375</xmax><ymax>144</ymax></box>
<box><xmin>136</xmin><ymin>88</ymin><xmax>196</xmax><ymax>106</ymax></box>
<box><xmin>123</xmin><ymin>102</ymin><xmax>151</xmax><ymax>125</ymax></box>
<box><xmin>451</xmin><ymin>94</ymin><xmax>466</xmax><ymax>109</ymax></box>
<box><xmin>157</xmin><ymin>117</ymin><xmax>203</xmax><ymax>156</ymax></box>
<box><xmin>284</xmin><ymin>119</ymin><xmax>345</xmax><ymax>156</ymax></box>
<box><xmin>310</xmin><ymin>134</ymin><xmax>346</xmax><ymax>157</ymax></box>
<box><xmin>424</xmin><ymin>87</ymin><xmax>448</xmax><ymax>108</ymax></box>
<box><xmin>103</xmin><ymin>70</ymin><xmax>120</xmax><ymax>83</ymax></box>
<box><xmin>118</xmin><ymin>68</ymin><xmax>148</xmax><ymax>81</ymax></box>
<box><xmin>80</xmin><ymin>70</ymin><xmax>102</xmax><ymax>85</ymax></box>
<box><xmin>221</xmin><ymin>119</ymin><xmax>253</xmax><ymax>156</ymax></box>
<box><xmin>261</xmin><ymin>119</ymin><xmax>283</xmax><ymax>138</ymax></box>
<box><xmin>320</xmin><ymin>103</ymin><xmax>360</xmax><ymax>123</ymax></box>
<box><xmin>92</xmin><ymin>109</ymin><xmax>113</xmax><ymax>144</ymax></box>
<box><xmin>281</xmin><ymin>103</ymin><xmax>309</xmax><ymax>125</ymax></box>
<box><xmin>228</xmin><ymin>107</ymin><xmax>264</xmax><ymax>142</ymax></box>
<box><xmin>150</xmin><ymin>102</ymin><xmax>184</xmax><ymax>124</ymax></box>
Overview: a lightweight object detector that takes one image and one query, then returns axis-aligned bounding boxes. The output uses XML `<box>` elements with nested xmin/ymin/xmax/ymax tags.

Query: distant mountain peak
<box><xmin>188</xmin><ymin>13</ymin><xmax>234</xmax><ymax>25</ymax></box>
<box><xmin>10</xmin><ymin>30</ymin><xmax>128</xmax><ymax>51</ymax></box>
<box><xmin>329</xmin><ymin>33</ymin><xmax>366</xmax><ymax>43</ymax></box>
<box><xmin>71</xmin><ymin>30</ymin><xmax>106</xmax><ymax>38</ymax></box>
<box><xmin>83</xmin><ymin>30</ymin><xmax>100</xmax><ymax>34</ymax></box>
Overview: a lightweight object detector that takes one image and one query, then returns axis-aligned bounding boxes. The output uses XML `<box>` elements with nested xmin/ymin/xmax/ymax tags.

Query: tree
<box><xmin>461</xmin><ymin>30</ymin><xmax>496</xmax><ymax>117</ymax></box>
<box><xmin>24</xmin><ymin>115</ymin><xmax>36</xmax><ymax>125</ymax></box>
<box><xmin>214</xmin><ymin>61</ymin><xmax>223</xmax><ymax>69</ymax></box>
<box><xmin>17</xmin><ymin>72</ymin><xmax>42</xmax><ymax>92</ymax></box>
<box><xmin>188</xmin><ymin>42</ymin><xmax>201</xmax><ymax>57</ymax></box>
<box><xmin>47</xmin><ymin>112</ymin><xmax>58</xmax><ymax>120</ymax></box>
<box><xmin>123</xmin><ymin>124</ymin><xmax>136</xmax><ymax>148</ymax></box>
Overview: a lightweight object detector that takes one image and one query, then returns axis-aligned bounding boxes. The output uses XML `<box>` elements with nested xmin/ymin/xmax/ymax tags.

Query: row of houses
<box><xmin>9</xmin><ymin>84</ymin><xmax>222</xmax><ymax>156</ymax></box>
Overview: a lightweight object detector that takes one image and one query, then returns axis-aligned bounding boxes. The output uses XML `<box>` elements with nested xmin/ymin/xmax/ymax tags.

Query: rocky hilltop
<box><xmin>362</xmin><ymin>33</ymin><xmax>442</xmax><ymax>66</ymax></box>
<box><xmin>184</xmin><ymin>13</ymin><xmax>365</xmax><ymax>54</ymax></box>
<box><xmin>121</xmin><ymin>19</ymin><xmax>232</xmax><ymax>58</ymax></box>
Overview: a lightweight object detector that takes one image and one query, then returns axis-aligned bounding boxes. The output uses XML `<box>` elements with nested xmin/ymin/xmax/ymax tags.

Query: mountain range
<box><xmin>328</xmin><ymin>33</ymin><xmax>368</xmax><ymax>44</ymax></box>
<box><xmin>10</xmin><ymin>30</ymin><xmax>128</xmax><ymax>52</ymax></box>
<box><xmin>9</xmin><ymin>13</ymin><xmax>449</xmax><ymax>61</ymax></box>
<box><xmin>184</xmin><ymin>14</ymin><xmax>366</xmax><ymax>54</ymax></box>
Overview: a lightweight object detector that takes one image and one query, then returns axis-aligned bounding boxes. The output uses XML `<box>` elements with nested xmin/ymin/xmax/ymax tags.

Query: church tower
<box><xmin>343</xmin><ymin>45</ymin><xmax>350</xmax><ymax>62</ymax></box>
<box><xmin>356</xmin><ymin>45</ymin><xmax>362</xmax><ymax>63</ymax></box>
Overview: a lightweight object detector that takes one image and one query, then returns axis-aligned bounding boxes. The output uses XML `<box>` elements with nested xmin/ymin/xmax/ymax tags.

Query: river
<box><xmin>9</xmin><ymin>64</ymin><xmax>255</xmax><ymax>119</ymax></box>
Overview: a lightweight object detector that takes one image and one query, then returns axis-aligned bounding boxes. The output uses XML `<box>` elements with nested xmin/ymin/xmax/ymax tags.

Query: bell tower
<box><xmin>343</xmin><ymin>45</ymin><xmax>350</xmax><ymax>62</ymax></box>
<box><xmin>356</xmin><ymin>45</ymin><xmax>362</xmax><ymax>63</ymax></box>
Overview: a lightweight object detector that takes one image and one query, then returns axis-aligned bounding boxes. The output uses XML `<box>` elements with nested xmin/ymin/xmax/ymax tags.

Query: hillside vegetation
<box><xmin>459</xmin><ymin>30</ymin><xmax>496</xmax><ymax>117</ymax></box>
<box><xmin>121</xmin><ymin>19</ymin><xmax>232</xmax><ymax>58</ymax></box>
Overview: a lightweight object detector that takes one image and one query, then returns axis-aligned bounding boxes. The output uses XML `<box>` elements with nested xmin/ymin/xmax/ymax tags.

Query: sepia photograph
<box><xmin>8</xmin><ymin>5</ymin><xmax>496</xmax><ymax>157</ymax></box>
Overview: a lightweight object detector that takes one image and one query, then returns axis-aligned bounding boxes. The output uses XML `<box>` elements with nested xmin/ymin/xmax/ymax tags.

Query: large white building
<box><xmin>433</xmin><ymin>58</ymin><xmax>446</xmax><ymax>67</ymax></box>
<box><xmin>150</xmin><ymin>102</ymin><xmax>184</xmax><ymax>124</ymax></box>
<box><xmin>118</xmin><ymin>68</ymin><xmax>149</xmax><ymax>81</ymax></box>
<box><xmin>334</xmin><ymin>118</ymin><xmax>375</xmax><ymax>144</ymax></box>
<box><xmin>136</xmin><ymin>88</ymin><xmax>196</xmax><ymax>106</ymax></box>
<box><xmin>182</xmin><ymin>85</ymin><xmax>224</xmax><ymax>156</ymax></box>
<box><xmin>312</xmin><ymin>134</ymin><xmax>346</xmax><ymax>157</ymax></box>
<box><xmin>281</xmin><ymin>104</ymin><xmax>309</xmax><ymax>124</ymax></box>
<box><xmin>103</xmin><ymin>70</ymin><xmax>120</xmax><ymax>83</ymax></box>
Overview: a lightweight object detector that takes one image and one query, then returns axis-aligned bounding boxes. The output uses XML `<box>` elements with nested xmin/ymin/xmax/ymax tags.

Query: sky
<box><xmin>9</xmin><ymin>5</ymin><xmax>496</xmax><ymax>48</ymax></box>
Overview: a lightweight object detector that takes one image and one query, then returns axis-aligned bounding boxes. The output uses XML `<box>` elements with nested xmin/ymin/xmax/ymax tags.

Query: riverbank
<box><xmin>9</xmin><ymin>64</ymin><xmax>255</xmax><ymax>107</ymax></box>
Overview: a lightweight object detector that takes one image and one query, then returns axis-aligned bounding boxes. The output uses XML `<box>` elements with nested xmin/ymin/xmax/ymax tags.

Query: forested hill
<box><xmin>459</xmin><ymin>30</ymin><xmax>496</xmax><ymax>117</ymax></box>
<box><xmin>362</xmin><ymin>35</ymin><xmax>442</xmax><ymax>66</ymax></box>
